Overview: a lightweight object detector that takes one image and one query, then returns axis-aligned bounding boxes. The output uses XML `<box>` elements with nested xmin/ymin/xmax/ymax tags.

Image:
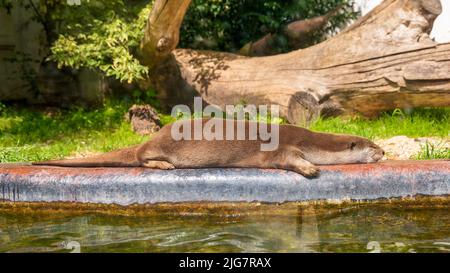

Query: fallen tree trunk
<box><xmin>141</xmin><ymin>0</ymin><xmax>450</xmax><ymax>125</ymax></box>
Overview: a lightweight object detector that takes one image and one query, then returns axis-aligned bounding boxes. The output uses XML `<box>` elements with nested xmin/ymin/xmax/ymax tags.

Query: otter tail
<box><xmin>32</xmin><ymin>145</ymin><xmax>142</xmax><ymax>167</ymax></box>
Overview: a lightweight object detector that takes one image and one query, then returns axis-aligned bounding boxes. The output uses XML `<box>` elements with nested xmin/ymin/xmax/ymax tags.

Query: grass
<box><xmin>309</xmin><ymin>108</ymin><xmax>450</xmax><ymax>139</ymax></box>
<box><xmin>0</xmin><ymin>101</ymin><xmax>152</xmax><ymax>162</ymax></box>
<box><xmin>416</xmin><ymin>141</ymin><xmax>450</xmax><ymax>160</ymax></box>
<box><xmin>0</xmin><ymin>102</ymin><xmax>448</xmax><ymax>163</ymax></box>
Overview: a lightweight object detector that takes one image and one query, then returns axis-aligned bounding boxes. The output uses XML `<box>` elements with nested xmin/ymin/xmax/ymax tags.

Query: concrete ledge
<box><xmin>0</xmin><ymin>160</ymin><xmax>449</xmax><ymax>205</ymax></box>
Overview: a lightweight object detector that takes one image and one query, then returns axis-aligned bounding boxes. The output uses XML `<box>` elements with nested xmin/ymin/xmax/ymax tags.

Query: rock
<box><xmin>126</xmin><ymin>105</ymin><xmax>161</xmax><ymax>135</ymax></box>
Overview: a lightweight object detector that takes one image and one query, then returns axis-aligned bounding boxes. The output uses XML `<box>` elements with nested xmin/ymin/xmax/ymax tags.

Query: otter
<box><xmin>33</xmin><ymin>119</ymin><xmax>384</xmax><ymax>177</ymax></box>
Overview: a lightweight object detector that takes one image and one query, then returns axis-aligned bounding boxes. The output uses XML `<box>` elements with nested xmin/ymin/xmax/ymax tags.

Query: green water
<box><xmin>0</xmin><ymin>205</ymin><xmax>449</xmax><ymax>253</ymax></box>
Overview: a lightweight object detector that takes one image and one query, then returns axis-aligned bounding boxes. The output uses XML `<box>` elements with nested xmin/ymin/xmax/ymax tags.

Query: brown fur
<box><xmin>33</xmin><ymin>119</ymin><xmax>384</xmax><ymax>177</ymax></box>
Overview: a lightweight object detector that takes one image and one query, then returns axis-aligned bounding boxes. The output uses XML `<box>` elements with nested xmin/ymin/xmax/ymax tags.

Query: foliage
<box><xmin>1</xmin><ymin>0</ymin><xmax>357</xmax><ymax>84</ymax></box>
<box><xmin>0</xmin><ymin>0</ymin><xmax>153</xmax><ymax>83</ymax></box>
<box><xmin>49</xmin><ymin>0</ymin><xmax>153</xmax><ymax>83</ymax></box>
<box><xmin>181</xmin><ymin>0</ymin><xmax>358</xmax><ymax>52</ymax></box>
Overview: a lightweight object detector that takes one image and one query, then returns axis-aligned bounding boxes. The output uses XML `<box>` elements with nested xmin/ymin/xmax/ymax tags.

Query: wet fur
<box><xmin>34</xmin><ymin>119</ymin><xmax>384</xmax><ymax>177</ymax></box>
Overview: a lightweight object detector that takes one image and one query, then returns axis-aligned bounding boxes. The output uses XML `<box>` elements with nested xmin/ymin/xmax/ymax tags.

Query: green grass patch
<box><xmin>0</xmin><ymin>101</ymin><xmax>152</xmax><ymax>163</ymax></box>
<box><xmin>0</xmin><ymin>103</ymin><xmax>448</xmax><ymax>163</ymax></box>
<box><xmin>309</xmin><ymin>108</ymin><xmax>450</xmax><ymax>139</ymax></box>
<box><xmin>416</xmin><ymin>141</ymin><xmax>450</xmax><ymax>160</ymax></box>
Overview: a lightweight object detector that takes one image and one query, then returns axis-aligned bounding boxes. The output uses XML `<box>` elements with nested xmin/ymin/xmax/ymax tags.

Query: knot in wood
<box><xmin>156</xmin><ymin>37</ymin><xmax>171</xmax><ymax>52</ymax></box>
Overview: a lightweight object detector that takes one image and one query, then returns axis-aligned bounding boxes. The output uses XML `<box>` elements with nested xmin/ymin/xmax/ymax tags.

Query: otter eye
<box><xmin>350</xmin><ymin>142</ymin><xmax>357</xmax><ymax>150</ymax></box>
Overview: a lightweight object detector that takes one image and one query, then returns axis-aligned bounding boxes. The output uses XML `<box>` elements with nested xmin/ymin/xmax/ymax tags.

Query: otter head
<box><xmin>302</xmin><ymin>133</ymin><xmax>385</xmax><ymax>165</ymax></box>
<box><xmin>343</xmin><ymin>136</ymin><xmax>385</xmax><ymax>164</ymax></box>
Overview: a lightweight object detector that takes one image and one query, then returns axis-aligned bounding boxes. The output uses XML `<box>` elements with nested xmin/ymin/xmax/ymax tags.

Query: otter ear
<box><xmin>350</xmin><ymin>142</ymin><xmax>357</xmax><ymax>150</ymax></box>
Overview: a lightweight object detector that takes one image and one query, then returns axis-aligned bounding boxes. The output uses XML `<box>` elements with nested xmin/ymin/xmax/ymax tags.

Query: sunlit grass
<box><xmin>309</xmin><ymin>108</ymin><xmax>449</xmax><ymax>139</ymax></box>
<box><xmin>0</xmin><ymin>101</ymin><xmax>150</xmax><ymax>162</ymax></box>
<box><xmin>0</xmin><ymin>103</ymin><xmax>448</xmax><ymax>163</ymax></box>
<box><xmin>416</xmin><ymin>141</ymin><xmax>450</xmax><ymax>160</ymax></box>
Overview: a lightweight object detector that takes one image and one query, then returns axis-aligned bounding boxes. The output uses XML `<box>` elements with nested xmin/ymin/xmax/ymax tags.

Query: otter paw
<box><xmin>298</xmin><ymin>165</ymin><xmax>320</xmax><ymax>177</ymax></box>
<box><xmin>158</xmin><ymin>161</ymin><xmax>176</xmax><ymax>170</ymax></box>
<box><xmin>143</xmin><ymin>160</ymin><xmax>175</xmax><ymax>170</ymax></box>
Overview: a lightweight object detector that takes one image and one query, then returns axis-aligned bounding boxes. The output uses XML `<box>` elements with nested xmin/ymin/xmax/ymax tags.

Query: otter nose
<box><xmin>382</xmin><ymin>150</ymin><xmax>385</xmax><ymax>156</ymax></box>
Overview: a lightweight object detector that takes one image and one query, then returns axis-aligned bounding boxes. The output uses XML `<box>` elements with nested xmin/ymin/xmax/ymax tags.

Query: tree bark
<box><xmin>141</xmin><ymin>0</ymin><xmax>450</xmax><ymax>125</ymax></box>
<box><xmin>139</xmin><ymin>0</ymin><xmax>199</xmax><ymax>109</ymax></box>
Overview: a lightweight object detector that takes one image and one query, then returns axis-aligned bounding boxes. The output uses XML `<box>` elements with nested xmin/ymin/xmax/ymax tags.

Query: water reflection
<box><xmin>0</xmin><ymin>204</ymin><xmax>449</xmax><ymax>253</ymax></box>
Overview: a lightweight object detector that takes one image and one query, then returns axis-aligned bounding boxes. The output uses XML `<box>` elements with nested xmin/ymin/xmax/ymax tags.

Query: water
<box><xmin>0</xmin><ymin>204</ymin><xmax>449</xmax><ymax>253</ymax></box>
